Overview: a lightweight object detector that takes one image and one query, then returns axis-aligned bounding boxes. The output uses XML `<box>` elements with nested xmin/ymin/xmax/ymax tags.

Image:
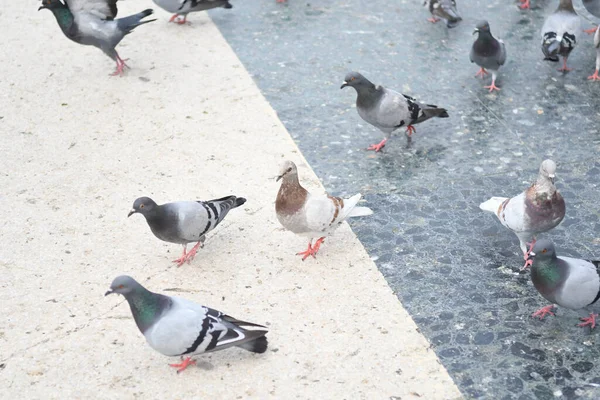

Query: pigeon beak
<box><xmin>38</xmin><ymin>5</ymin><xmax>45</xmax><ymax>10</ymax></box>
<box><xmin>340</xmin><ymin>82</ymin><xmax>348</xmax><ymax>89</ymax></box>
<box><xmin>548</xmin><ymin>174</ymin><xmax>555</xmax><ymax>184</ymax></box>
<box><xmin>276</xmin><ymin>174</ymin><xmax>283</xmax><ymax>182</ymax></box>
<box><xmin>527</xmin><ymin>251</ymin><xmax>536</xmax><ymax>260</ymax></box>
<box><xmin>104</xmin><ymin>290</ymin><xmax>114</xmax><ymax>296</ymax></box>
<box><xmin>127</xmin><ymin>209</ymin><xmax>136</xmax><ymax>217</ymax></box>
<box><xmin>472</xmin><ymin>29</ymin><xmax>479</xmax><ymax>35</ymax></box>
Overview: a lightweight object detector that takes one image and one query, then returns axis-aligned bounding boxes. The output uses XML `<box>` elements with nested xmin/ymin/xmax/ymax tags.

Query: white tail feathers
<box><xmin>479</xmin><ymin>197</ymin><xmax>507</xmax><ymax>214</ymax></box>
<box><xmin>347</xmin><ymin>206</ymin><xmax>374</xmax><ymax>217</ymax></box>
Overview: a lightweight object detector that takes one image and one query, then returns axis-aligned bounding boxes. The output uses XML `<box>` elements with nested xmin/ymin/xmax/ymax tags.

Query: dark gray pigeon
<box><xmin>541</xmin><ymin>0</ymin><xmax>580</xmax><ymax>73</ymax></box>
<box><xmin>423</xmin><ymin>0</ymin><xmax>462</xmax><ymax>28</ymax></box>
<box><xmin>590</xmin><ymin>26</ymin><xmax>600</xmax><ymax>81</ymax></box>
<box><xmin>39</xmin><ymin>0</ymin><xmax>156</xmax><ymax>76</ymax></box>
<box><xmin>528</xmin><ymin>239</ymin><xmax>600</xmax><ymax>329</ymax></box>
<box><xmin>341</xmin><ymin>71</ymin><xmax>449</xmax><ymax>152</ymax></box>
<box><xmin>470</xmin><ymin>21</ymin><xmax>506</xmax><ymax>92</ymax></box>
<box><xmin>152</xmin><ymin>0</ymin><xmax>232</xmax><ymax>25</ymax></box>
<box><xmin>128</xmin><ymin>195</ymin><xmax>246</xmax><ymax>266</ymax></box>
<box><xmin>106</xmin><ymin>275</ymin><xmax>268</xmax><ymax>373</ymax></box>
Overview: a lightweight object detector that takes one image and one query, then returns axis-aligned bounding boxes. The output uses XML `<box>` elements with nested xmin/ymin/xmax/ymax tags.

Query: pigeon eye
<box><xmin>350</xmin><ymin>77</ymin><xmax>355</xmax><ymax>81</ymax></box>
<box><xmin>542</xmin><ymin>249</ymin><xmax>547</xmax><ymax>254</ymax></box>
<box><xmin>140</xmin><ymin>204</ymin><xmax>145</xmax><ymax>209</ymax></box>
<box><xmin>287</xmin><ymin>167</ymin><xmax>292</xmax><ymax>173</ymax></box>
<box><xmin>118</xmin><ymin>284</ymin><xmax>124</xmax><ymax>289</ymax></box>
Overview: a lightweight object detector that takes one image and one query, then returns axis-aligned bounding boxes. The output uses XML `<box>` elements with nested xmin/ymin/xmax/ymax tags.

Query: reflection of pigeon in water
<box><xmin>470</xmin><ymin>20</ymin><xmax>507</xmax><ymax>92</ymax></box>
<box><xmin>152</xmin><ymin>0</ymin><xmax>232</xmax><ymax>25</ymax></box>
<box><xmin>423</xmin><ymin>0</ymin><xmax>462</xmax><ymax>28</ymax></box>
<box><xmin>541</xmin><ymin>0</ymin><xmax>580</xmax><ymax>73</ymax></box>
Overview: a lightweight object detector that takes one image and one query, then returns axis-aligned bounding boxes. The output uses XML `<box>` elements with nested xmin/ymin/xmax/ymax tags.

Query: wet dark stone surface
<box><xmin>211</xmin><ymin>0</ymin><xmax>600</xmax><ymax>398</ymax></box>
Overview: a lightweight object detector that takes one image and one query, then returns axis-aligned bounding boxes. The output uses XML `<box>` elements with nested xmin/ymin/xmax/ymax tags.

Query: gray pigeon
<box><xmin>528</xmin><ymin>239</ymin><xmax>600</xmax><ymax>329</ymax></box>
<box><xmin>590</xmin><ymin>26</ymin><xmax>600</xmax><ymax>81</ymax></box>
<box><xmin>152</xmin><ymin>0</ymin><xmax>232</xmax><ymax>25</ymax></box>
<box><xmin>128</xmin><ymin>195</ymin><xmax>246</xmax><ymax>266</ymax></box>
<box><xmin>105</xmin><ymin>276</ymin><xmax>268</xmax><ymax>373</ymax></box>
<box><xmin>583</xmin><ymin>0</ymin><xmax>600</xmax><ymax>33</ymax></box>
<box><xmin>541</xmin><ymin>0</ymin><xmax>580</xmax><ymax>73</ymax></box>
<box><xmin>423</xmin><ymin>0</ymin><xmax>462</xmax><ymax>28</ymax></box>
<box><xmin>479</xmin><ymin>160</ymin><xmax>566</xmax><ymax>269</ymax></box>
<box><xmin>39</xmin><ymin>0</ymin><xmax>156</xmax><ymax>76</ymax></box>
<box><xmin>470</xmin><ymin>21</ymin><xmax>507</xmax><ymax>92</ymax></box>
<box><xmin>341</xmin><ymin>72</ymin><xmax>449</xmax><ymax>152</ymax></box>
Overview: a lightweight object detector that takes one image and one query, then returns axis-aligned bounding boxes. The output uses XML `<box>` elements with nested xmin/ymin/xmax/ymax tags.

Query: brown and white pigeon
<box><xmin>479</xmin><ymin>159</ymin><xmax>566</xmax><ymax>268</ymax></box>
<box><xmin>589</xmin><ymin>26</ymin><xmax>600</xmax><ymax>81</ymax></box>
<box><xmin>106</xmin><ymin>276</ymin><xmax>268</xmax><ymax>373</ymax></box>
<box><xmin>275</xmin><ymin>161</ymin><xmax>373</xmax><ymax>260</ymax></box>
<box><xmin>527</xmin><ymin>239</ymin><xmax>600</xmax><ymax>329</ymax></box>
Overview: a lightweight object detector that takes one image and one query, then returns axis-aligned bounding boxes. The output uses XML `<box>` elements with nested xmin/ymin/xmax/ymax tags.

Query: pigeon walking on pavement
<box><xmin>583</xmin><ymin>0</ymin><xmax>600</xmax><ymax>33</ymax></box>
<box><xmin>541</xmin><ymin>0</ymin><xmax>580</xmax><ymax>73</ymax></box>
<box><xmin>105</xmin><ymin>276</ymin><xmax>268</xmax><ymax>373</ymax></box>
<box><xmin>275</xmin><ymin>161</ymin><xmax>373</xmax><ymax>260</ymax></box>
<box><xmin>152</xmin><ymin>0</ymin><xmax>232</xmax><ymax>25</ymax></box>
<box><xmin>423</xmin><ymin>0</ymin><xmax>462</xmax><ymax>28</ymax></box>
<box><xmin>470</xmin><ymin>20</ymin><xmax>507</xmax><ymax>92</ymax></box>
<box><xmin>527</xmin><ymin>240</ymin><xmax>600</xmax><ymax>329</ymax></box>
<box><xmin>128</xmin><ymin>195</ymin><xmax>246</xmax><ymax>266</ymax></box>
<box><xmin>38</xmin><ymin>0</ymin><xmax>156</xmax><ymax>76</ymax></box>
<box><xmin>589</xmin><ymin>26</ymin><xmax>600</xmax><ymax>81</ymax></box>
<box><xmin>341</xmin><ymin>72</ymin><xmax>449</xmax><ymax>152</ymax></box>
<box><xmin>479</xmin><ymin>160</ymin><xmax>565</xmax><ymax>269</ymax></box>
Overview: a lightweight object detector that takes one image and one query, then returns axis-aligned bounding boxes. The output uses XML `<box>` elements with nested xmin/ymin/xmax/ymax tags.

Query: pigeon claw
<box><xmin>427</xmin><ymin>17</ymin><xmax>440</xmax><ymax>24</ymax></box>
<box><xmin>588</xmin><ymin>70</ymin><xmax>600</xmax><ymax>81</ymax></box>
<box><xmin>484</xmin><ymin>81</ymin><xmax>501</xmax><ymax>92</ymax></box>
<box><xmin>169</xmin><ymin>357</ymin><xmax>196</xmax><ymax>373</ymax></box>
<box><xmin>519</xmin><ymin>0</ymin><xmax>530</xmax><ymax>9</ymax></box>
<box><xmin>169</xmin><ymin>14</ymin><xmax>188</xmax><ymax>24</ymax></box>
<box><xmin>557</xmin><ymin>59</ymin><xmax>572</xmax><ymax>73</ymax></box>
<box><xmin>276</xmin><ymin>0</ymin><xmax>287</xmax><ymax>3</ymax></box>
<box><xmin>173</xmin><ymin>242</ymin><xmax>203</xmax><ymax>267</ymax></box>
<box><xmin>367</xmin><ymin>138</ymin><xmax>387</xmax><ymax>152</ymax></box>
<box><xmin>584</xmin><ymin>27</ymin><xmax>598</xmax><ymax>35</ymax></box>
<box><xmin>110</xmin><ymin>55</ymin><xmax>130</xmax><ymax>77</ymax></box>
<box><xmin>296</xmin><ymin>237</ymin><xmax>325</xmax><ymax>261</ymax></box>
<box><xmin>475</xmin><ymin>68</ymin><xmax>489</xmax><ymax>79</ymax></box>
<box><xmin>578</xmin><ymin>313</ymin><xmax>598</xmax><ymax>329</ymax></box>
<box><xmin>531</xmin><ymin>305</ymin><xmax>555</xmax><ymax>320</ymax></box>
<box><xmin>405</xmin><ymin>125</ymin><xmax>416</xmax><ymax>136</ymax></box>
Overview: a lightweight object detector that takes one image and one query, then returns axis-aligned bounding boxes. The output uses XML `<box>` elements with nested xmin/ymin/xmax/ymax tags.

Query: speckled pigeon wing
<box><xmin>66</xmin><ymin>0</ymin><xmax>118</xmax><ymax>19</ymax></box>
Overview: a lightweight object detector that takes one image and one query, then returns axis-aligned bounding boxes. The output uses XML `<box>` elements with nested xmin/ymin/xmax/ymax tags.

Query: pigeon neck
<box><xmin>534</xmin><ymin>176</ymin><xmax>556</xmax><ymax>196</ymax></box>
<box><xmin>124</xmin><ymin>288</ymin><xmax>170</xmax><ymax>334</ymax></box>
<box><xmin>355</xmin><ymin>83</ymin><xmax>381</xmax><ymax>108</ymax></box>
<box><xmin>49</xmin><ymin>5</ymin><xmax>75</xmax><ymax>34</ymax></box>
<box><xmin>276</xmin><ymin>175</ymin><xmax>308</xmax><ymax>215</ymax></box>
<box><xmin>531</xmin><ymin>257</ymin><xmax>561</xmax><ymax>287</ymax></box>
<box><xmin>558</xmin><ymin>0</ymin><xmax>575</xmax><ymax>12</ymax></box>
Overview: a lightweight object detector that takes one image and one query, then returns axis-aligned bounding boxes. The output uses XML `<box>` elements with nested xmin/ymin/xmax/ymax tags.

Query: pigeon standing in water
<box><xmin>152</xmin><ymin>0</ymin><xmax>232</xmax><ymax>25</ymax></box>
<box><xmin>423</xmin><ymin>0</ymin><xmax>462</xmax><ymax>28</ymax></box>
<box><xmin>470</xmin><ymin>21</ymin><xmax>507</xmax><ymax>92</ymax></box>
<box><xmin>341</xmin><ymin>72</ymin><xmax>449</xmax><ymax>152</ymax></box>
<box><xmin>128</xmin><ymin>195</ymin><xmax>246</xmax><ymax>266</ymax></box>
<box><xmin>479</xmin><ymin>160</ymin><xmax>566</xmax><ymax>269</ymax></box>
<box><xmin>527</xmin><ymin>240</ymin><xmax>600</xmax><ymax>329</ymax></box>
<box><xmin>589</xmin><ymin>26</ymin><xmax>600</xmax><ymax>81</ymax></box>
<box><xmin>38</xmin><ymin>0</ymin><xmax>156</xmax><ymax>76</ymax></box>
<box><xmin>275</xmin><ymin>161</ymin><xmax>373</xmax><ymax>260</ymax></box>
<box><xmin>106</xmin><ymin>276</ymin><xmax>268</xmax><ymax>373</ymax></box>
<box><xmin>541</xmin><ymin>0</ymin><xmax>580</xmax><ymax>73</ymax></box>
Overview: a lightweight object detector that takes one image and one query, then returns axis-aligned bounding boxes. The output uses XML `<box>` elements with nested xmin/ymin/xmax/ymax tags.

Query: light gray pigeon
<box><xmin>527</xmin><ymin>239</ymin><xmax>600</xmax><ymax>329</ymax></box>
<box><xmin>541</xmin><ymin>0</ymin><xmax>580</xmax><ymax>73</ymax></box>
<box><xmin>470</xmin><ymin>21</ymin><xmax>507</xmax><ymax>92</ymax></box>
<box><xmin>105</xmin><ymin>276</ymin><xmax>268</xmax><ymax>373</ymax></box>
<box><xmin>128</xmin><ymin>195</ymin><xmax>246</xmax><ymax>266</ymax></box>
<box><xmin>423</xmin><ymin>0</ymin><xmax>462</xmax><ymax>28</ymax></box>
<box><xmin>589</xmin><ymin>26</ymin><xmax>600</xmax><ymax>81</ymax></box>
<box><xmin>275</xmin><ymin>161</ymin><xmax>373</xmax><ymax>260</ymax></box>
<box><xmin>479</xmin><ymin>160</ymin><xmax>566</xmax><ymax>268</ymax></box>
<box><xmin>39</xmin><ymin>0</ymin><xmax>156</xmax><ymax>76</ymax></box>
<box><xmin>341</xmin><ymin>71</ymin><xmax>449</xmax><ymax>152</ymax></box>
<box><xmin>152</xmin><ymin>0</ymin><xmax>232</xmax><ymax>25</ymax></box>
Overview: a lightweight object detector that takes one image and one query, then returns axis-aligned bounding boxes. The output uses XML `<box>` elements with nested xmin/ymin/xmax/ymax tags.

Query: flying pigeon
<box><xmin>275</xmin><ymin>161</ymin><xmax>373</xmax><ymax>260</ymax></box>
<box><xmin>470</xmin><ymin>20</ymin><xmax>507</xmax><ymax>92</ymax></box>
<box><xmin>341</xmin><ymin>71</ymin><xmax>449</xmax><ymax>152</ymax></box>
<box><xmin>39</xmin><ymin>0</ymin><xmax>156</xmax><ymax>76</ymax></box>
<box><xmin>152</xmin><ymin>0</ymin><xmax>232</xmax><ymax>25</ymax></box>
<box><xmin>423</xmin><ymin>0</ymin><xmax>462</xmax><ymax>28</ymax></box>
<box><xmin>590</xmin><ymin>26</ymin><xmax>600</xmax><ymax>81</ymax></box>
<box><xmin>105</xmin><ymin>275</ymin><xmax>268</xmax><ymax>373</ymax></box>
<box><xmin>128</xmin><ymin>195</ymin><xmax>246</xmax><ymax>266</ymax></box>
<box><xmin>479</xmin><ymin>159</ymin><xmax>566</xmax><ymax>269</ymax></box>
<box><xmin>541</xmin><ymin>0</ymin><xmax>580</xmax><ymax>73</ymax></box>
<box><xmin>527</xmin><ymin>239</ymin><xmax>600</xmax><ymax>329</ymax></box>
<box><xmin>583</xmin><ymin>0</ymin><xmax>600</xmax><ymax>33</ymax></box>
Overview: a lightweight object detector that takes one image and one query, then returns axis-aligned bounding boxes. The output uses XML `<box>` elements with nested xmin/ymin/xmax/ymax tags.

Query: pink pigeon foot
<box><xmin>169</xmin><ymin>14</ymin><xmax>187</xmax><ymax>24</ymax></box>
<box><xmin>475</xmin><ymin>67</ymin><xmax>489</xmax><ymax>78</ymax></box>
<box><xmin>557</xmin><ymin>59</ymin><xmax>572</xmax><ymax>73</ymax></box>
<box><xmin>519</xmin><ymin>0</ymin><xmax>530</xmax><ymax>9</ymax></box>
<box><xmin>584</xmin><ymin>27</ymin><xmax>598</xmax><ymax>34</ymax></box>
<box><xmin>296</xmin><ymin>237</ymin><xmax>325</xmax><ymax>261</ymax></box>
<box><xmin>578</xmin><ymin>313</ymin><xmax>598</xmax><ymax>329</ymax></box>
<box><xmin>588</xmin><ymin>70</ymin><xmax>600</xmax><ymax>81</ymax></box>
<box><xmin>521</xmin><ymin>240</ymin><xmax>536</xmax><ymax>270</ymax></box>
<box><xmin>173</xmin><ymin>246</ymin><xmax>188</xmax><ymax>266</ymax></box>
<box><xmin>484</xmin><ymin>80</ymin><xmax>501</xmax><ymax>92</ymax></box>
<box><xmin>406</xmin><ymin>125</ymin><xmax>416</xmax><ymax>136</ymax></box>
<box><xmin>169</xmin><ymin>357</ymin><xmax>196</xmax><ymax>373</ymax></box>
<box><xmin>427</xmin><ymin>17</ymin><xmax>440</xmax><ymax>23</ymax></box>
<box><xmin>531</xmin><ymin>305</ymin><xmax>555</xmax><ymax>320</ymax></box>
<box><xmin>367</xmin><ymin>138</ymin><xmax>387</xmax><ymax>152</ymax></box>
<box><xmin>276</xmin><ymin>0</ymin><xmax>286</xmax><ymax>3</ymax></box>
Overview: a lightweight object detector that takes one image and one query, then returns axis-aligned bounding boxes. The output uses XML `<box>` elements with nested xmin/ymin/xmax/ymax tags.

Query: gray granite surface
<box><xmin>210</xmin><ymin>0</ymin><xmax>600</xmax><ymax>398</ymax></box>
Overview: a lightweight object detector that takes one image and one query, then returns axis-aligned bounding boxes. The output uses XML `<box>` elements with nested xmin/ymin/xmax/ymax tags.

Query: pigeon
<box><xmin>275</xmin><ymin>161</ymin><xmax>373</xmax><ymax>260</ymax></box>
<box><xmin>541</xmin><ymin>0</ymin><xmax>580</xmax><ymax>73</ymax></box>
<box><xmin>527</xmin><ymin>239</ymin><xmax>600</xmax><ymax>329</ymax></box>
<box><xmin>105</xmin><ymin>276</ymin><xmax>268</xmax><ymax>373</ymax></box>
<box><xmin>151</xmin><ymin>0</ymin><xmax>232</xmax><ymax>25</ymax></box>
<box><xmin>583</xmin><ymin>0</ymin><xmax>600</xmax><ymax>33</ymax></box>
<box><xmin>341</xmin><ymin>71</ymin><xmax>449</xmax><ymax>152</ymax></box>
<box><xmin>470</xmin><ymin>20</ymin><xmax>507</xmax><ymax>92</ymax></box>
<box><xmin>423</xmin><ymin>0</ymin><xmax>462</xmax><ymax>28</ymax></box>
<box><xmin>479</xmin><ymin>159</ymin><xmax>566</xmax><ymax>268</ymax></box>
<box><xmin>590</xmin><ymin>26</ymin><xmax>600</xmax><ymax>81</ymax></box>
<box><xmin>128</xmin><ymin>195</ymin><xmax>246</xmax><ymax>266</ymax></box>
<box><xmin>39</xmin><ymin>0</ymin><xmax>156</xmax><ymax>76</ymax></box>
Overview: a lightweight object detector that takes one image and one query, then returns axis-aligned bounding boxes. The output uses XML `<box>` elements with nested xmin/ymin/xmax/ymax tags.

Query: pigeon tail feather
<box><xmin>117</xmin><ymin>9</ymin><xmax>156</xmax><ymax>35</ymax></box>
<box><xmin>423</xmin><ymin>106</ymin><xmax>449</xmax><ymax>119</ymax></box>
<box><xmin>479</xmin><ymin>197</ymin><xmax>507</xmax><ymax>214</ymax></box>
<box><xmin>347</xmin><ymin>206</ymin><xmax>374</xmax><ymax>218</ymax></box>
<box><xmin>237</xmin><ymin>335</ymin><xmax>268</xmax><ymax>353</ymax></box>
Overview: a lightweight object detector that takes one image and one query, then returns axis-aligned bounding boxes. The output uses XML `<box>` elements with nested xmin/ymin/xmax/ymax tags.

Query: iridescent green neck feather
<box><xmin>126</xmin><ymin>288</ymin><xmax>169</xmax><ymax>333</ymax></box>
<box><xmin>50</xmin><ymin>6</ymin><xmax>75</xmax><ymax>35</ymax></box>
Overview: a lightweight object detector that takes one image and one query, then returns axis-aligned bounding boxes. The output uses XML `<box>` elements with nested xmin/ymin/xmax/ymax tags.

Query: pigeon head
<box><xmin>128</xmin><ymin>197</ymin><xmax>158</xmax><ymax>218</ymax></box>
<box><xmin>539</xmin><ymin>159</ymin><xmax>557</xmax><ymax>183</ymax></box>
<box><xmin>473</xmin><ymin>20</ymin><xmax>490</xmax><ymax>35</ymax></box>
<box><xmin>276</xmin><ymin>160</ymin><xmax>298</xmax><ymax>182</ymax></box>
<box><xmin>528</xmin><ymin>239</ymin><xmax>557</xmax><ymax>262</ymax></box>
<box><xmin>341</xmin><ymin>72</ymin><xmax>371</xmax><ymax>90</ymax></box>
<box><xmin>105</xmin><ymin>275</ymin><xmax>143</xmax><ymax>297</ymax></box>
<box><xmin>38</xmin><ymin>0</ymin><xmax>64</xmax><ymax>11</ymax></box>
